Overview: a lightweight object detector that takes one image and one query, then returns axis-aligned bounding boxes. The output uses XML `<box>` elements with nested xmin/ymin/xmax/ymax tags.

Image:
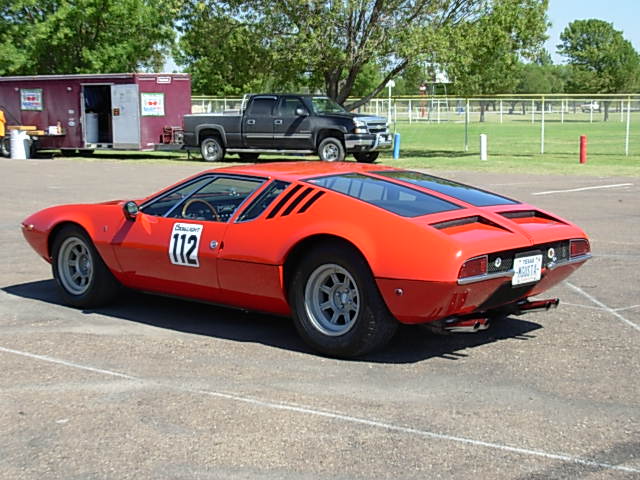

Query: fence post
<box><xmin>480</xmin><ymin>134</ymin><xmax>488</xmax><ymax>160</ymax></box>
<box><xmin>561</xmin><ymin>99</ymin><xmax>564</xmax><ymax>124</ymax></box>
<box><xmin>499</xmin><ymin>100</ymin><xmax>503</xmax><ymax>124</ymax></box>
<box><xmin>409</xmin><ymin>99</ymin><xmax>412</xmax><ymax>124</ymax></box>
<box><xmin>590</xmin><ymin>100</ymin><xmax>593</xmax><ymax>123</ymax></box>
<box><xmin>531</xmin><ymin>99</ymin><xmax>535</xmax><ymax>124</ymax></box>
<box><xmin>625</xmin><ymin>97</ymin><xmax>631</xmax><ymax>156</ymax></box>
<box><xmin>620</xmin><ymin>100</ymin><xmax>624</xmax><ymax>122</ymax></box>
<box><xmin>540</xmin><ymin>97</ymin><xmax>545</xmax><ymax>154</ymax></box>
<box><xmin>464</xmin><ymin>99</ymin><xmax>469</xmax><ymax>152</ymax></box>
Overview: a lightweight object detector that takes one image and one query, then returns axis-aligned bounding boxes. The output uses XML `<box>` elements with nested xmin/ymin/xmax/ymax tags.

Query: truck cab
<box><xmin>183</xmin><ymin>94</ymin><xmax>392</xmax><ymax>163</ymax></box>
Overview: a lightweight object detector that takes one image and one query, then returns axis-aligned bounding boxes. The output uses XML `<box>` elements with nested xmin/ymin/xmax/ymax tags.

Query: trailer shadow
<box><xmin>3</xmin><ymin>280</ymin><xmax>542</xmax><ymax>364</ymax></box>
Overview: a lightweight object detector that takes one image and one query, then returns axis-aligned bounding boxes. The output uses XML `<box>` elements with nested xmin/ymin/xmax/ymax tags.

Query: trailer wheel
<box><xmin>200</xmin><ymin>136</ymin><xmax>225</xmax><ymax>162</ymax></box>
<box><xmin>79</xmin><ymin>149</ymin><xmax>95</xmax><ymax>156</ymax></box>
<box><xmin>1</xmin><ymin>136</ymin><xmax>9</xmax><ymax>158</ymax></box>
<box><xmin>60</xmin><ymin>149</ymin><xmax>78</xmax><ymax>157</ymax></box>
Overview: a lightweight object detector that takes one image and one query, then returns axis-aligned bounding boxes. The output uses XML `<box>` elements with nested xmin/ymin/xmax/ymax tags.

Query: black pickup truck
<box><xmin>182</xmin><ymin>94</ymin><xmax>392</xmax><ymax>163</ymax></box>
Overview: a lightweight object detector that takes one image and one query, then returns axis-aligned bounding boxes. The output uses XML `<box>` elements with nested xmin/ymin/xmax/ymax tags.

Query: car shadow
<box><xmin>3</xmin><ymin>280</ymin><xmax>543</xmax><ymax>364</ymax></box>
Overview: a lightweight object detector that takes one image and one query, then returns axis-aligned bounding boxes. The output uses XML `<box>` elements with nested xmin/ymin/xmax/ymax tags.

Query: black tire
<box><xmin>353</xmin><ymin>152</ymin><xmax>379</xmax><ymax>163</ymax></box>
<box><xmin>318</xmin><ymin>137</ymin><xmax>346</xmax><ymax>162</ymax></box>
<box><xmin>289</xmin><ymin>242</ymin><xmax>398</xmax><ymax>358</ymax></box>
<box><xmin>1</xmin><ymin>136</ymin><xmax>10</xmax><ymax>158</ymax></box>
<box><xmin>238</xmin><ymin>153</ymin><xmax>260</xmax><ymax>161</ymax></box>
<box><xmin>51</xmin><ymin>225</ymin><xmax>120</xmax><ymax>308</ymax></box>
<box><xmin>200</xmin><ymin>136</ymin><xmax>225</xmax><ymax>162</ymax></box>
<box><xmin>60</xmin><ymin>149</ymin><xmax>78</xmax><ymax>157</ymax></box>
<box><xmin>78</xmin><ymin>149</ymin><xmax>95</xmax><ymax>156</ymax></box>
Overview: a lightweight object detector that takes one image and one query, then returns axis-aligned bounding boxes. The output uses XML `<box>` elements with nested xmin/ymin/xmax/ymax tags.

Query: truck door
<box><xmin>110</xmin><ymin>84</ymin><xmax>140</xmax><ymax>149</ymax></box>
<box><xmin>273</xmin><ymin>96</ymin><xmax>313</xmax><ymax>150</ymax></box>
<box><xmin>243</xmin><ymin>96</ymin><xmax>277</xmax><ymax>148</ymax></box>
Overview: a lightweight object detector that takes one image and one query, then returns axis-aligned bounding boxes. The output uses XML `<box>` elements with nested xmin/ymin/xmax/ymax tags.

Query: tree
<box><xmin>0</xmin><ymin>0</ymin><xmax>178</xmax><ymax>76</ymax></box>
<box><xmin>442</xmin><ymin>0</ymin><xmax>549</xmax><ymax>121</ymax></box>
<box><xmin>177</xmin><ymin>1</ymin><xmax>549</xmax><ymax>110</ymax></box>
<box><xmin>558</xmin><ymin>19</ymin><xmax>640</xmax><ymax>119</ymax></box>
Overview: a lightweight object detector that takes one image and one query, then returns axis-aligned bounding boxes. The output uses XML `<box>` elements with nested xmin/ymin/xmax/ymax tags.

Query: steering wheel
<box><xmin>181</xmin><ymin>198</ymin><xmax>221</xmax><ymax>222</ymax></box>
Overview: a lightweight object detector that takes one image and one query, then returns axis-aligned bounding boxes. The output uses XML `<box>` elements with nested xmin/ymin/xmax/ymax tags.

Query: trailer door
<box><xmin>111</xmin><ymin>84</ymin><xmax>140</xmax><ymax>149</ymax></box>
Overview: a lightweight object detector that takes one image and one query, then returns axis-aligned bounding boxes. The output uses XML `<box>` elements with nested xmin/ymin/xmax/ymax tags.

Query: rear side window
<box><xmin>307</xmin><ymin>174</ymin><xmax>461</xmax><ymax>217</ymax></box>
<box><xmin>247</xmin><ymin>97</ymin><xmax>277</xmax><ymax>116</ymax></box>
<box><xmin>375</xmin><ymin>171</ymin><xmax>518</xmax><ymax>207</ymax></box>
<box><xmin>238</xmin><ymin>180</ymin><xmax>290</xmax><ymax>221</ymax></box>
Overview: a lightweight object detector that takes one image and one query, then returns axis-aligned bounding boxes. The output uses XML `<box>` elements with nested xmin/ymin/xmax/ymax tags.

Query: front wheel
<box><xmin>353</xmin><ymin>152</ymin><xmax>379</xmax><ymax>163</ymax></box>
<box><xmin>51</xmin><ymin>225</ymin><xmax>120</xmax><ymax>308</ymax></box>
<box><xmin>318</xmin><ymin>137</ymin><xmax>345</xmax><ymax>162</ymax></box>
<box><xmin>289</xmin><ymin>242</ymin><xmax>398</xmax><ymax>357</ymax></box>
<box><xmin>200</xmin><ymin>136</ymin><xmax>225</xmax><ymax>162</ymax></box>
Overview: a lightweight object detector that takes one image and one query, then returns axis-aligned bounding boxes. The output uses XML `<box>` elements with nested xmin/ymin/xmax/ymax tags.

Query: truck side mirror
<box><xmin>123</xmin><ymin>201</ymin><xmax>139</xmax><ymax>221</ymax></box>
<box><xmin>295</xmin><ymin>108</ymin><xmax>309</xmax><ymax>117</ymax></box>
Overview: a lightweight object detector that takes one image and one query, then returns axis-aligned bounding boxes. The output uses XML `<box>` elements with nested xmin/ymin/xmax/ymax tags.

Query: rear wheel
<box><xmin>78</xmin><ymin>149</ymin><xmax>95</xmax><ymax>156</ymax></box>
<box><xmin>60</xmin><ymin>149</ymin><xmax>78</xmax><ymax>157</ymax></box>
<box><xmin>200</xmin><ymin>136</ymin><xmax>225</xmax><ymax>162</ymax></box>
<box><xmin>318</xmin><ymin>137</ymin><xmax>345</xmax><ymax>162</ymax></box>
<box><xmin>289</xmin><ymin>242</ymin><xmax>397</xmax><ymax>357</ymax></box>
<box><xmin>51</xmin><ymin>225</ymin><xmax>120</xmax><ymax>308</ymax></box>
<box><xmin>353</xmin><ymin>152</ymin><xmax>379</xmax><ymax>163</ymax></box>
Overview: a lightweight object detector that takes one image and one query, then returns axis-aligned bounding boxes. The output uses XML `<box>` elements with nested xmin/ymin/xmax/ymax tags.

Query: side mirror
<box><xmin>295</xmin><ymin>107</ymin><xmax>309</xmax><ymax>117</ymax></box>
<box><xmin>123</xmin><ymin>201</ymin><xmax>139</xmax><ymax>221</ymax></box>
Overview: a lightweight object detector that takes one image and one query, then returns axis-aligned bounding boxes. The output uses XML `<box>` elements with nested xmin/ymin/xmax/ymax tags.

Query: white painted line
<box><xmin>1</xmin><ymin>345</ymin><xmax>638</xmax><ymax>473</ymax></box>
<box><xmin>566</xmin><ymin>282</ymin><xmax>640</xmax><ymax>332</ymax></box>
<box><xmin>532</xmin><ymin>183</ymin><xmax>633</xmax><ymax>196</ymax></box>
<box><xmin>562</xmin><ymin>302</ymin><xmax>640</xmax><ymax>313</ymax></box>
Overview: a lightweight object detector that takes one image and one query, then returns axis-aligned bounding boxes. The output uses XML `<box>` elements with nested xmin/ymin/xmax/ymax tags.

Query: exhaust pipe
<box><xmin>514</xmin><ymin>298</ymin><xmax>560</xmax><ymax>315</ymax></box>
<box><xmin>443</xmin><ymin>316</ymin><xmax>490</xmax><ymax>333</ymax></box>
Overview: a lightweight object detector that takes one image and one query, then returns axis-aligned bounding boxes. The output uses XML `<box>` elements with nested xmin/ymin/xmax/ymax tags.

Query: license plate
<box><xmin>512</xmin><ymin>254</ymin><xmax>542</xmax><ymax>285</ymax></box>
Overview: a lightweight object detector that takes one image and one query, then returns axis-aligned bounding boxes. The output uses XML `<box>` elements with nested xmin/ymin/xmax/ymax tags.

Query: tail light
<box><xmin>458</xmin><ymin>255</ymin><xmax>488</xmax><ymax>279</ymax></box>
<box><xmin>570</xmin><ymin>239</ymin><xmax>590</xmax><ymax>258</ymax></box>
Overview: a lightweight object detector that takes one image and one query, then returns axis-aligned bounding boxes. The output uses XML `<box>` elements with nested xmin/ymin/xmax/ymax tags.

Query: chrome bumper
<box><xmin>345</xmin><ymin>133</ymin><xmax>393</xmax><ymax>151</ymax></box>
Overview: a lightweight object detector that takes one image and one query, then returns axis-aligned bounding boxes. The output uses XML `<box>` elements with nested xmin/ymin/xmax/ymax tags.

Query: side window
<box><xmin>141</xmin><ymin>177</ymin><xmax>213</xmax><ymax>217</ymax></box>
<box><xmin>167</xmin><ymin>176</ymin><xmax>265</xmax><ymax>222</ymax></box>
<box><xmin>238</xmin><ymin>180</ymin><xmax>290</xmax><ymax>221</ymax></box>
<box><xmin>279</xmin><ymin>97</ymin><xmax>306</xmax><ymax>117</ymax></box>
<box><xmin>247</xmin><ymin>97</ymin><xmax>277</xmax><ymax>116</ymax></box>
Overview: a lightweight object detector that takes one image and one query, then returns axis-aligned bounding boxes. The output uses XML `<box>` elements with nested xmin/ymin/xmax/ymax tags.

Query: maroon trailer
<box><xmin>0</xmin><ymin>73</ymin><xmax>191</xmax><ymax>156</ymax></box>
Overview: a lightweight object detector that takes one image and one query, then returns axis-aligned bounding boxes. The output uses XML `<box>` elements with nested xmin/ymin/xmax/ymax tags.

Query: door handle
<box><xmin>274</xmin><ymin>119</ymin><xmax>283</xmax><ymax>125</ymax></box>
<box><xmin>247</xmin><ymin>119</ymin><xmax>256</xmax><ymax>125</ymax></box>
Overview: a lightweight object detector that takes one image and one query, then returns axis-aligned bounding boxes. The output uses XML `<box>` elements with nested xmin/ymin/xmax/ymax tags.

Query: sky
<box><xmin>546</xmin><ymin>0</ymin><xmax>640</xmax><ymax>63</ymax></box>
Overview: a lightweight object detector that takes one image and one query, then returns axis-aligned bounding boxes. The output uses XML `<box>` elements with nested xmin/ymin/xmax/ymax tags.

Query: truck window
<box><xmin>247</xmin><ymin>97</ymin><xmax>277</xmax><ymax>116</ymax></box>
<box><xmin>278</xmin><ymin>97</ymin><xmax>306</xmax><ymax>116</ymax></box>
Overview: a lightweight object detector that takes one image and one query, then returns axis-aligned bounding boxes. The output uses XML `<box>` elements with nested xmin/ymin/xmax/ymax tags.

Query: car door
<box><xmin>112</xmin><ymin>174</ymin><xmax>266</xmax><ymax>303</ymax></box>
<box><xmin>272</xmin><ymin>96</ymin><xmax>313</xmax><ymax>150</ymax></box>
<box><xmin>243</xmin><ymin>96</ymin><xmax>277</xmax><ymax>148</ymax></box>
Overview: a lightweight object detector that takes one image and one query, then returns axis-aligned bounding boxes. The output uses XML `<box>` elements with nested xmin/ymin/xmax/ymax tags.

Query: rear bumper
<box><xmin>344</xmin><ymin>133</ymin><xmax>393</xmax><ymax>152</ymax></box>
<box><xmin>376</xmin><ymin>259</ymin><xmax>589</xmax><ymax>325</ymax></box>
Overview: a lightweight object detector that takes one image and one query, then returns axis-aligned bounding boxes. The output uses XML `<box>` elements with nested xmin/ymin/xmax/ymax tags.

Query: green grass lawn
<box><xmin>48</xmin><ymin>116</ymin><xmax>640</xmax><ymax>177</ymax></box>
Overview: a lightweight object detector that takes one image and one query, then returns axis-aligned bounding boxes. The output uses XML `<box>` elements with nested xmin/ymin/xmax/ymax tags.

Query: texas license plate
<box><xmin>512</xmin><ymin>254</ymin><xmax>542</xmax><ymax>285</ymax></box>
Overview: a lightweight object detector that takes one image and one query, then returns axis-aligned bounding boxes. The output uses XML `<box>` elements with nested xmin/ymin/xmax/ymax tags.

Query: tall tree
<box><xmin>0</xmin><ymin>0</ymin><xmax>178</xmax><ymax>75</ymax></box>
<box><xmin>558</xmin><ymin>19</ymin><xmax>640</xmax><ymax>119</ymax></box>
<box><xmin>178</xmin><ymin>1</ymin><xmax>549</xmax><ymax>110</ymax></box>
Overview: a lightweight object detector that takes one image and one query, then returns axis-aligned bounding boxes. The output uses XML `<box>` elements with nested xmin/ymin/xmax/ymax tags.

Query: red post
<box><xmin>579</xmin><ymin>135</ymin><xmax>587</xmax><ymax>164</ymax></box>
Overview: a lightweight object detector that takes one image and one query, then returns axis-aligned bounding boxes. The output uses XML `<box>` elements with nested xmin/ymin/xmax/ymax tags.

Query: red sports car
<box><xmin>21</xmin><ymin>162</ymin><xmax>591</xmax><ymax>357</ymax></box>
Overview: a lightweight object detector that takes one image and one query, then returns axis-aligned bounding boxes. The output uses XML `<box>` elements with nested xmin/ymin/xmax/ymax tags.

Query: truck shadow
<box><xmin>3</xmin><ymin>280</ymin><xmax>542</xmax><ymax>364</ymax></box>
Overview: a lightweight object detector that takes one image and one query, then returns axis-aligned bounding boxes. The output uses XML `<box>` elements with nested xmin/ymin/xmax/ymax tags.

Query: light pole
<box><xmin>386</xmin><ymin>79</ymin><xmax>395</xmax><ymax>122</ymax></box>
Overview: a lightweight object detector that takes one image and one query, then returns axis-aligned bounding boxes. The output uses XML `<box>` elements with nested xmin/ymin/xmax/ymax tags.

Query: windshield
<box><xmin>311</xmin><ymin>97</ymin><xmax>347</xmax><ymax>114</ymax></box>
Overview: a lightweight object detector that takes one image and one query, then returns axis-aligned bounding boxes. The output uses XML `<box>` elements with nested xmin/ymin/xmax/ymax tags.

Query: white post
<box><xmin>480</xmin><ymin>134</ymin><xmax>488</xmax><ymax>161</ymax></box>
<box><xmin>625</xmin><ymin>97</ymin><xmax>631</xmax><ymax>156</ymax></box>
<box><xmin>531</xmin><ymin>99</ymin><xmax>535</xmax><ymax>124</ymax></box>
<box><xmin>590</xmin><ymin>100</ymin><xmax>593</xmax><ymax>123</ymax></box>
<box><xmin>464</xmin><ymin>99</ymin><xmax>470</xmax><ymax>151</ymax></box>
<box><xmin>621</xmin><ymin>100</ymin><xmax>624</xmax><ymax>122</ymax></box>
<box><xmin>540</xmin><ymin>98</ymin><xmax>545</xmax><ymax>154</ymax></box>
<box><xmin>394</xmin><ymin>102</ymin><xmax>397</xmax><ymax>124</ymax></box>
<box><xmin>224</xmin><ymin>98</ymin><xmax>227</xmax><ymax>112</ymax></box>
<box><xmin>561</xmin><ymin>99</ymin><xmax>564</xmax><ymax>124</ymax></box>
<box><xmin>409</xmin><ymin>99</ymin><xmax>412</xmax><ymax>124</ymax></box>
<box><xmin>499</xmin><ymin>100</ymin><xmax>503</xmax><ymax>124</ymax></box>
<box><xmin>376</xmin><ymin>100</ymin><xmax>379</xmax><ymax>116</ymax></box>
<box><xmin>437</xmin><ymin>100</ymin><xmax>441</xmax><ymax>124</ymax></box>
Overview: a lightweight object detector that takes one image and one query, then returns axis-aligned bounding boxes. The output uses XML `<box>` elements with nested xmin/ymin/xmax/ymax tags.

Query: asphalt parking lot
<box><xmin>1</xmin><ymin>157</ymin><xmax>638</xmax><ymax>479</ymax></box>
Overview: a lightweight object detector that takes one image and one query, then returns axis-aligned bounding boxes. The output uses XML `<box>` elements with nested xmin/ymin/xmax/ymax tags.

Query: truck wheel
<box><xmin>200</xmin><ymin>136</ymin><xmax>225</xmax><ymax>162</ymax></box>
<box><xmin>1</xmin><ymin>136</ymin><xmax>10</xmax><ymax>158</ymax></box>
<box><xmin>353</xmin><ymin>152</ymin><xmax>379</xmax><ymax>163</ymax></box>
<box><xmin>289</xmin><ymin>242</ymin><xmax>398</xmax><ymax>358</ymax></box>
<box><xmin>318</xmin><ymin>137</ymin><xmax>345</xmax><ymax>162</ymax></box>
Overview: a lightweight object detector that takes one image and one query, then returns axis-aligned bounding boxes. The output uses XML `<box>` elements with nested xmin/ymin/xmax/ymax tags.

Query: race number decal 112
<box><xmin>169</xmin><ymin>223</ymin><xmax>203</xmax><ymax>267</ymax></box>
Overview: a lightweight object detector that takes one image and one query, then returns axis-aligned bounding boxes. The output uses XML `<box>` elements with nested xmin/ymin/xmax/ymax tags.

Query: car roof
<box><xmin>207</xmin><ymin>161</ymin><xmax>398</xmax><ymax>182</ymax></box>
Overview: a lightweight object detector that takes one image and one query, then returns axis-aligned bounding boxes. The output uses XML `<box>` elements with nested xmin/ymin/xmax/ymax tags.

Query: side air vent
<box><xmin>266</xmin><ymin>185</ymin><xmax>325</xmax><ymax>219</ymax></box>
<box><xmin>431</xmin><ymin>216</ymin><xmax>511</xmax><ymax>232</ymax></box>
